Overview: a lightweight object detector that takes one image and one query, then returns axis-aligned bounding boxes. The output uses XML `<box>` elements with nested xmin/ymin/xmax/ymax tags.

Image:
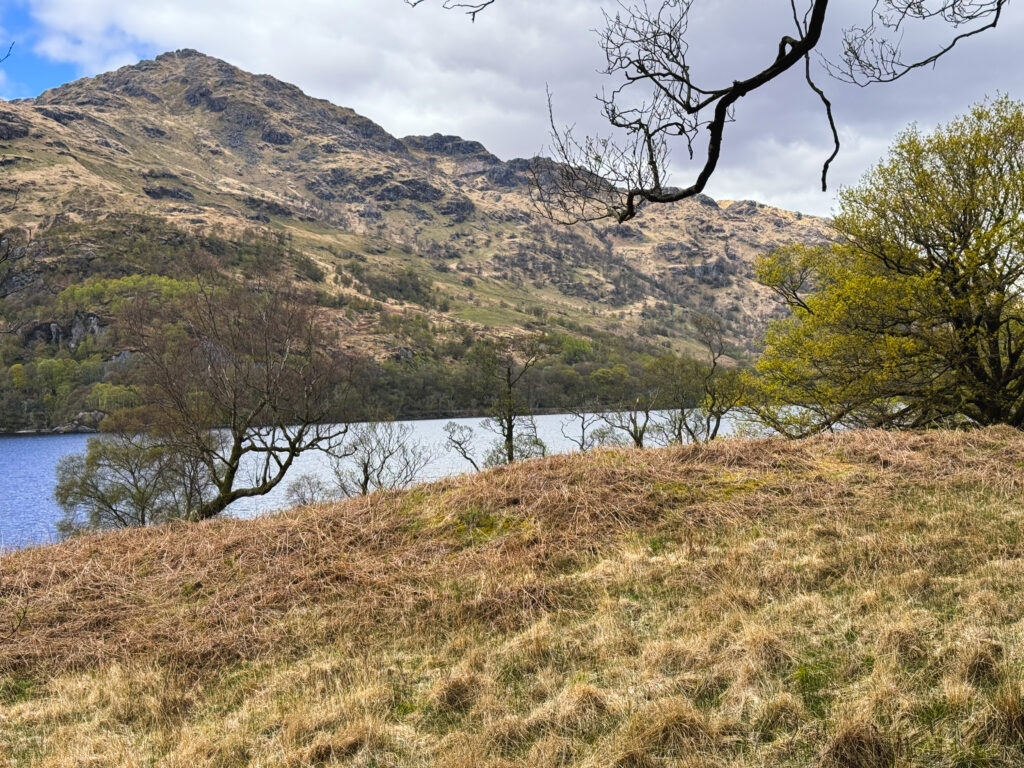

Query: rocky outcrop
<box><xmin>0</xmin><ymin>111</ymin><xmax>30</xmax><ymax>140</ymax></box>
<box><xmin>143</xmin><ymin>186</ymin><xmax>194</xmax><ymax>201</ymax></box>
<box><xmin>375</xmin><ymin>179</ymin><xmax>444</xmax><ymax>204</ymax></box>
<box><xmin>35</xmin><ymin>107</ymin><xmax>85</xmax><ymax>125</ymax></box>
<box><xmin>403</xmin><ymin>133</ymin><xmax>498</xmax><ymax>162</ymax></box>
<box><xmin>53</xmin><ymin>411</ymin><xmax>106</xmax><ymax>434</ymax></box>
<box><xmin>485</xmin><ymin>159</ymin><xmax>532</xmax><ymax>188</ymax></box>
<box><xmin>20</xmin><ymin>313</ymin><xmax>107</xmax><ymax>349</ymax></box>
<box><xmin>184</xmin><ymin>84</ymin><xmax>228</xmax><ymax>112</ymax></box>
<box><xmin>439</xmin><ymin>195</ymin><xmax>476</xmax><ymax>222</ymax></box>
<box><xmin>261</xmin><ymin>126</ymin><xmax>294</xmax><ymax>145</ymax></box>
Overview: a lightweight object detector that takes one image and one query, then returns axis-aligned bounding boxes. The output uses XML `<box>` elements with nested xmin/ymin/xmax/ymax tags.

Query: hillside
<box><xmin>3</xmin><ymin>428</ymin><xmax>1024</xmax><ymax>766</ymax></box>
<box><xmin>0</xmin><ymin>49</ymin><xmax>832</xmax><ymax>358</ymax></box>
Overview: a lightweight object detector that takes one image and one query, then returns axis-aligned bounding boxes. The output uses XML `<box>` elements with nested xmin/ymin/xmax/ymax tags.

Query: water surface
<box><xmin>0</xmin><ymin>414</ymin><xmax>588</xmax><ymax>550</ymax></box>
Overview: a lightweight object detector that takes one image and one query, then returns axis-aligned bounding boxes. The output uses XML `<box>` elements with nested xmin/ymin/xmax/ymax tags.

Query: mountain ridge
<box><xmin>0</xmin><ymin>49</ymin><xmax>833</xmax><ymax>362</ymax></box>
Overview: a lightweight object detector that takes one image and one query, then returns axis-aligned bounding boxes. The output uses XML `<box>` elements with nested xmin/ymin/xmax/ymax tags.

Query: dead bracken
<box><xmin>4</xmin><ymin>427</ymin><xmax>1024</xmax><ymax>766</ymax></box>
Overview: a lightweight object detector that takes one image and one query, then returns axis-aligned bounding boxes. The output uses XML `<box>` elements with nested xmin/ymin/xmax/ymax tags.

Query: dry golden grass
<box><xmin>4</xmin><ymin>427</ymin><xmax>1024</xmax><ymax>766</ymax></box>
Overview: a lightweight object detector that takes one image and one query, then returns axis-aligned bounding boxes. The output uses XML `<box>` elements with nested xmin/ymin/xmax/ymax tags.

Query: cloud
<box><xmin>704</xmin><ymin>128</ymin><xmax>894</xmax><ymax>216</ymax></box>
<box><xmin>15</xmin><ymin>0</ymin><xmax>1024</xmax><ymax>215</ymax></box>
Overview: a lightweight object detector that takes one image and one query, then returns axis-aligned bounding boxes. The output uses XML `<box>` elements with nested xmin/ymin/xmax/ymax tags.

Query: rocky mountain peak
<box><xmin>29</xmin><ymin>49</ymin><xmax>407</xmax><ymax>157</ymax></box>
<box><xmin>402</xmin><ymin>133</ymin><xmax>499</xmax><ymax>163</ymax></box>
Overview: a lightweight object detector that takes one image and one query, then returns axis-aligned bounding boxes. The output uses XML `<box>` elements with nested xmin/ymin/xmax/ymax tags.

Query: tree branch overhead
<box><xmin>413</xmin><ymin>0</ymin><xmax>1010</xmax><ymax>223</ymax></box>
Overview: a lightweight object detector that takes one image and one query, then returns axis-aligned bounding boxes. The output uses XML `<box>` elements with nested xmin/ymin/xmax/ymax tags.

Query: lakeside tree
<box><xmin>413</xmin><ymin>0</ymin><xmax>1008</xmax><ymax>223</ymax></box>
<box><xmin>648</xmin><ymin>315</ymin><xmax>747</xmax><ymax>444</ymax></box>
<box><xmin>598</xmin><ymin>398</ymin><xmax>657</xmax><ymax>448</ymax></box>
<box><xmin>443</xmin><ymin>421</ymin><xmax>482</xmax><ymax>472</ymax></box>
<box><xmin>329</xmin><ymin>421</ymin><xmax>434</xmax><ymax>497</ymax></box>
<box><xmin>445</xmin><ymin>337</ymin><xmax>548</xmax><ymax>469</ymax></box>
<box><xmin>480</xmin><ymin>338</ymin><xmax>544</xmax><ymax>465</ymax></box>
<box><xmin>121</xmin><ymin>275</ymin><xmax>350</xmax><ymax>520</ymax></box>
<box><xmin>591</xmin><ymin>359</ymin><xmax>660</xmax><ymax>448</ymax></box>
<box><xmin>755</xmin><ymin>97</ymin><xmax>1024</xmax><ymax>434</ymax></box>
<box><xmin>55</xmin><ymin>432</ymin><xmax>212</xmax><ymax>535</ymax></box>
<box><xmin>560</xmin><ymin>403</ymin><xmax>603</xmax><ymax>452</ymax></box>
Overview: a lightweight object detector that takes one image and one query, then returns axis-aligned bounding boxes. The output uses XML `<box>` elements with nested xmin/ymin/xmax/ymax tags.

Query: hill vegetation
<box><xmin>0</xmin><ymin>50</ymin><xmax>831</xmax><ymax>431</ymax></box>
<box><xmin>4</xmin><ymin>428</ymin><xmax>1024</xmax><ymax>766</ymax></box>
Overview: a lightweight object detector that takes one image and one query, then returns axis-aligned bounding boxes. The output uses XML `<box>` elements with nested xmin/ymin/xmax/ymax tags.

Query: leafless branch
<box><xmin>828</xmin><ymin>0</ymin><xmax>1006</xmax><ymax>86</ymax></box>
<box><xmin>540</xmin><ymin>0</ymin><xmax>832</xmax><ymax>224</ymax></box>
<box><xmin>536</xmin><ymin>0</ymin><xmax>1008</xmax><ymax>223</ymax></box>
<box><xmin>406</xmin><ymin>0</ymin><xmax>496</xmax><ymax>21</ymax></box>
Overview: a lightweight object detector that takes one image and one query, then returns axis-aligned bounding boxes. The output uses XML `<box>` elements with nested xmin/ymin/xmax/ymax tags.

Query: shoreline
<box><xmin>0</xmin><ymin>426</ymin><xmax>99</xmax><ymax>437</ymax></box>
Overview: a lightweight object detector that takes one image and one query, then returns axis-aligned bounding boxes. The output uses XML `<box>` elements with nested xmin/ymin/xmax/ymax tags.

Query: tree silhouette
<box><xmin>413</xmin><ymin>1</ymin><xmax>1009</xmax><ymax>223</ymax></box>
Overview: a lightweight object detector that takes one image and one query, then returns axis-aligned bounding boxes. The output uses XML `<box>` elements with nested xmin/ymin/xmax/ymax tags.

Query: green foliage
<box><xmin>1</xmin><ymin>354</ymin><xmax>108</xmax><ymax>429</ymax></box>
<box><xmin>362</xmin><ymin>266</ymin><xmax>437</xmax><ymax>308</ymax></box>
<box><xmin>55</xmin><ymin>432</ymin><xmax>213</xmax><ymax>536</ymax></box>
<box><xmin>57</xmin><ymin>274</ymin><xmax>194</xmax><ymax>317</ymax></box>
<box><xmin>292</xmin><ymin>252</ymin><xmax>326</xmax><ymax>283</ymax></box>
<box><xmin>756</xmin><ymin>97</ymin><xmax>1024</xmax><ymax>433</ymax></box>
<box><xmin>87</xmin><ymin>382</ymin><xmax>140</xmax><ymax>412</ymax></box>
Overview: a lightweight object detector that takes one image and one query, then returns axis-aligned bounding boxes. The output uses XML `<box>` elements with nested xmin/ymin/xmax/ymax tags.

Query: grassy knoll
<box><xmin>4</xmin><ymin>428</ymin><xmax>1024</xmax><ymax>766</ymax></box>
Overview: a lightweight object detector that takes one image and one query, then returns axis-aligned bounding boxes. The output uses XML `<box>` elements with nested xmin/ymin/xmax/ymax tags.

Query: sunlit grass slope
<box><xmin>4</xmin><ymin>428</ymin><xmax>1024</xmax><ymax>766</ymax></box>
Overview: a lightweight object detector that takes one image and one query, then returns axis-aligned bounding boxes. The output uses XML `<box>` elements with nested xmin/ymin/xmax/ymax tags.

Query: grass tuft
<box><xmin>821</xmin><ymin>719</ymin><xmax>895</xmax><ymax>768</ymax></box>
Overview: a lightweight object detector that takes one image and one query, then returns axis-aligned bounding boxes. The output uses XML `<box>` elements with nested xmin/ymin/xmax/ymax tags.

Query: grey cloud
<box><xmin>20</xmin><ymin>0</ymin><xmax>1024</xmax><ymax>215</ymax></box>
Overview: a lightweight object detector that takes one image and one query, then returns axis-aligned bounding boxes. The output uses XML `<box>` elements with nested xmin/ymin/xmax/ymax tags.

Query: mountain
<box><xmin>0</xmin><ymin>50</ymin><xmax>832</xmax><ymax>352</ymax></box>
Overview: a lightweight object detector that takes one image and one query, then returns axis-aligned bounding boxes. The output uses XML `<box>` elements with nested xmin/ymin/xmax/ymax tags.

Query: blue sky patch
<box><xmin>0</xmin><ymin>5</ymin><xmax>80</xmax><ymax>99</ymax></box>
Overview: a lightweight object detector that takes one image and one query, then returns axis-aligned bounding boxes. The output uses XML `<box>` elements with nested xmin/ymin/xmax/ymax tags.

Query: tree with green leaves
<box><xmin>55</xmin><ymin>432</ymin><xmax>213</xmax><ymax>536</ymax></box>
<box><xmin>755</xmin><ymin>97</ymin><xmax>1024</xmax><ymax>434</ymax></box>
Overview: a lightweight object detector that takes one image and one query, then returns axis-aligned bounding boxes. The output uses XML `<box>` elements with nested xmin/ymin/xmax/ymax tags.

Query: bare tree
<box><xmin>560</xmin><ymin>404</ymin><xmax>603</xmax><ymax>452</ymax></box>
<box><xmin>329</xmin><ymin>421</ymin><xmax>434</xmax><ymax>497</ymax></box>
<box><xmin>460</xmin><ymin>337</ymin><xmax>546</xmax><ymax>466</ymax></box>
<box><xmin>482</xmin><ymin>414</ymin><xmax>546</xmax><ymax>467</ymax></box>
<box><xmin>652</xmin><ymin>315</ymin><xmax>747</xmax><ymax>444</ymax></box>
<box><xmin>443</xmin><ymin>337</ymin><xmax>550</xmax><ymax>474</ymax></box>
<box><xmin>285</xmin><ymin>473</ymin><xmax>333</xmax><ymax>507</ymax></box>
<box><xmin>444</xmin><ymin>414</ymin><xmax>547</xmax><ymax>472</ymax></box>
<box><xmin>123</xmin><ymin>275</ymin><xmax>350</xmax><ymax>520</ymax></box>
<box><xmin>444</xmin><ymin>421</ymin><xmax>482</xmax><ymax>472</ymax></box>
<box><xmin>599</xmin><ymin>393</ymin><xmax>658</xmax><ymax>449</ymax></box>
<box><xmin>413</xmin><ymin>0</ymin><xmax>1008</xmax><ymax>223</ymax></box>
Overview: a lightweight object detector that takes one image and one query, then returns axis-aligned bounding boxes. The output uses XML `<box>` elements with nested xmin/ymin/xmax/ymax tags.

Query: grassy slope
<box><xmin>3</xmin><ymin>428</ymin><xmax>1024</xmax><ymax>766</ymax></box>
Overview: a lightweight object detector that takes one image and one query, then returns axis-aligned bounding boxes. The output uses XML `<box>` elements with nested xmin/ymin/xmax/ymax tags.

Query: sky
<box><xmin>0</xmin><ymin>0</ymin><xmax>1021</xmax><ymax>216</ymax></box>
